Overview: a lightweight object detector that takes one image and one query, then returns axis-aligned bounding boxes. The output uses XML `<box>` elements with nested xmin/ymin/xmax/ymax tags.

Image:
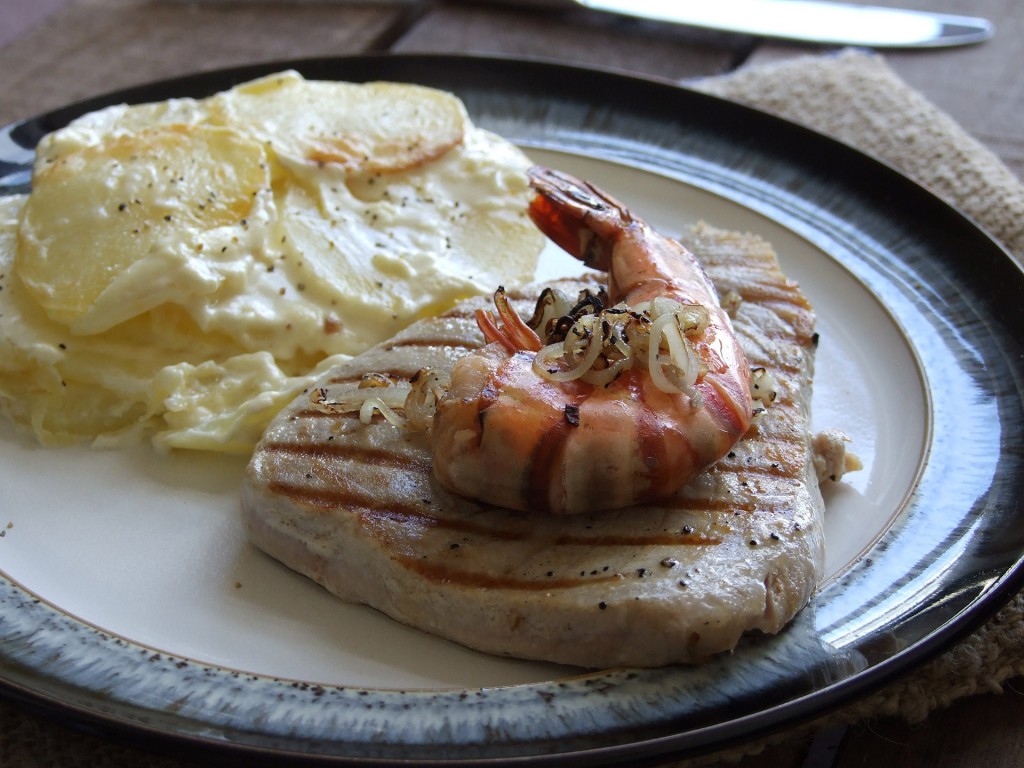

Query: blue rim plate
<box><xmin>1</xmin><ymin>54</ymin><xmax>1023</xmax><ymax>765</ymax></box>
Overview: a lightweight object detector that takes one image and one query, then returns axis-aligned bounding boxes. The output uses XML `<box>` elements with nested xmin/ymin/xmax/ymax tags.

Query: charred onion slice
<box><xmin>307</xmin><ymin>368</ymin><xmax>452</xmax><ymax>432</ymax></box>
<box><xmin>310</xmin><ymin>382</ymin><xmax>408</xmax><ymax>426</ymax></box>
<box><xmin>530</xmin><ymin>292</ymin><xmax>711</xmax><ymax>394</ymax></box>
<box><xmin>404</xmin><ymin>368</ymin><xmax>450</xmax><ymax>432</ymax></box>
<box><xmin>749</xmin><ymin>366</ymin><xmax>779</xmax><ymax>423</ymax></box>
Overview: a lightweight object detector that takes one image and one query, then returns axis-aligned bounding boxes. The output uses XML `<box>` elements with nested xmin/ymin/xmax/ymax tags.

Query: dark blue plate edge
<box><xmin>0</xmin><ymin>52</ymin><xmax>1022</xmax><ymax>767</ymax></box>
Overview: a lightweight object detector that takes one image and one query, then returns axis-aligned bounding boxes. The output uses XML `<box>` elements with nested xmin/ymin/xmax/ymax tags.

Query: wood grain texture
<box><xmin>0</xmin><ymin>0</ymin><xmax>69</xmax><ymax>48</ymax></box>
<box><xmin>0</xmin><ymin>0</ymin><xmax>409</xmax><ymax>125</ymax></box>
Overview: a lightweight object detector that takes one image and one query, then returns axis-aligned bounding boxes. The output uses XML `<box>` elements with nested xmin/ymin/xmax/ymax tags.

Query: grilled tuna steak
<box><xmin>242</xmin><ymin>223</ymin><xmax>825</xmax><ymax>668</ymax></box>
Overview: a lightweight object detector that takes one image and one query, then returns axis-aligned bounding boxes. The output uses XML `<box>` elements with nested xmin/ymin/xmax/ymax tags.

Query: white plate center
<box><xmin>0</xmin><ymin>151</ymin><xmax>928</xmax><ymax>689</ymax></box>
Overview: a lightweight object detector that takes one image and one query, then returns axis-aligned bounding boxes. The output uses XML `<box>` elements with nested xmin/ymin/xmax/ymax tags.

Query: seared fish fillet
<box><xmin>242</xmin><ymin>223</ymin><xmax>824</xmax><ymax>668</ymax></box>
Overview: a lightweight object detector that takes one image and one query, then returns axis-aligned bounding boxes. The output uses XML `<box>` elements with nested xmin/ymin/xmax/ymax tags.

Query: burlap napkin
<box><xmin>695</xmin><ymin>49</ymin><xmax>1024</xmax><ymax>262</ymax></box>
<box><xmin>2</xmin><ymin>48</ymin><xmax>1022</xmax><ymax>768</ymax></box>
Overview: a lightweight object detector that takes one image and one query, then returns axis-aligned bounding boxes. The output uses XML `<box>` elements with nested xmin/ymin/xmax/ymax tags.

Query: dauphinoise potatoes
<box><xmin>0</xmin><ymin>71</ymin><xmax>543</xmax><ymax>452</ymax></box>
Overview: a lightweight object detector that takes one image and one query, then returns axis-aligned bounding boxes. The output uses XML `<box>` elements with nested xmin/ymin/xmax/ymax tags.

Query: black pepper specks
<box><xmin>564</xmin><ymin>404</ymin><xmax>580</xmax><ymax>426</ymax></box>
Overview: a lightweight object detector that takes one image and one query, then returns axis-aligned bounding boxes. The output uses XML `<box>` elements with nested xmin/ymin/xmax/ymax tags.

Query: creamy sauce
<box><xmin>0</xmin><ymin>72</ymin><xmax>543</xmax><ymax>453</ymax></box>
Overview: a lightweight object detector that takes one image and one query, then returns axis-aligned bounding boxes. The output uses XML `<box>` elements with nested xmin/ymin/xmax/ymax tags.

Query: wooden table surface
<box><xmin>1</xmin><ymin>1</ymin><xmax>1022</xmax><ymax>766</ymax></box>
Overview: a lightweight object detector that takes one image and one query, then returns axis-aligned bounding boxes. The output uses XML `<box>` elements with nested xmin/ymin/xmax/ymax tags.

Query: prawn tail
<box><xmin>526</xmin><ymin>165</ymin><xmax>631</xmax><ymax>271</ymax></box>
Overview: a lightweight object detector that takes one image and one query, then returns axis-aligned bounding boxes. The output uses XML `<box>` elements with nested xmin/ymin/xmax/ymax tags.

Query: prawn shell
<box><xmin>432</xmin><ymin>350</ymin><xmax>745</xmax><ymax>515</ymax></box>
<box><xmin>430</xmin><ymin>166</ymin><xmax>754</xmax><ymax>514</ymax></box>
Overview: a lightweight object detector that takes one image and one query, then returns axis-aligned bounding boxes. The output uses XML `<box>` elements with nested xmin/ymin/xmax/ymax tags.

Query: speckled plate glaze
<box><xmin>1</xmin><ymin>55</ymin><xmax>1023</xmax><ymax>765</ymax></box>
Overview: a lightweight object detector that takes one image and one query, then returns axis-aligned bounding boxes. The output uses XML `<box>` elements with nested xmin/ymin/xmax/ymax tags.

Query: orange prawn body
<box><xmin>430</xmin><ymin>166</ymin><xmax>753</xmax><ymax>514</ymax></box>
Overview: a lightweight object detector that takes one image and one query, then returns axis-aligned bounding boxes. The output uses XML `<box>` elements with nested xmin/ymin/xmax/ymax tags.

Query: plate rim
<box><xmin>2</xmin><ymin>52</ymin><xmax>1023</xmax><ymax>766</ymax></box>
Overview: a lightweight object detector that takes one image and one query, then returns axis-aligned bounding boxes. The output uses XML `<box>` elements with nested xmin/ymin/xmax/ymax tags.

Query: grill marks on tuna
<box><xmin>242</xmin><ymin>222</ymin><xmax>826</xmax><ymax>668</ymax></box>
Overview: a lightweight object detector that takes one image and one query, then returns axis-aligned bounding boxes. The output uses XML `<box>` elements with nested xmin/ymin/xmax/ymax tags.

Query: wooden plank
<box><xmin>746</xmin><ymin>0</ymin><xmax>1023</xmax><ymax>180</ymax></box>
<box><xmin>0</xmin><ymin>0</ymin><xmax>409</xmax><ymax>125</ymax></box>
<box><xmin>0</xmin><ymin>0</ymin><xmax>70</xmax><ymax>49</ymax></box>
<box><xmin>391</xmin><ymin>3</ymin><xmax>748</xmax><ymax>81</ymax></box>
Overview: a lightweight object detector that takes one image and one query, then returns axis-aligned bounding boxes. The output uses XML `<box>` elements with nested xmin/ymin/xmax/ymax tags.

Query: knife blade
<box><xmin>567</xmin><ymin>0</ymin><xmax>993</xmax><ymax>48</ymax></box>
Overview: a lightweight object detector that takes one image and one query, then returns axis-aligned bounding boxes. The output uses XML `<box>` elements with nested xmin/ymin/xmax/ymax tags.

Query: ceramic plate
<box><xmin>1</xmin><ymin>55</ymin><xmax>1023</xmax><ymax>765</ymax></box>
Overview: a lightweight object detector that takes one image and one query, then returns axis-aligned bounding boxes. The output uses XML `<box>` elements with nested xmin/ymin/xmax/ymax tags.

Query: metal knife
<box><xmin>554</xmin><ymin>0</ymin><xmax>993</xmax><ymax>48</ymax></box>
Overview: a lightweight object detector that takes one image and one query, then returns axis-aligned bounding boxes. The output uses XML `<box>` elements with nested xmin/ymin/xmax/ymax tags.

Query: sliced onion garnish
<box><xmin>404</xmin><ymin>368</ymin><xmax>450</xmax><ymax>432</ymax></box>
<box><xmin>565</xmin><ymin>316</ymin><xmax>604</xmax><ymax>365</ymax></box>
<box><xmin>720</xmin><ymin>289</ymin><xmax>742</xmax><ymax>318</ymax></box>
<box><xmin>534</xmin><ymin>315</ymin><xmax>604</xmax><ymax>382</ymax></box>
<box><xmin>581</xmin><ymin>352</ymin><xmax>633</xmax><ymax>386</ymax></box>
<box><xmin>580</xmin><ymin>313</ymin><xmax>635</xmax><ymax>386</ymax></box>
<box><xmin>310</xmin><ymin>381</ymin><xmax>410</xmax><ymax>425</ymax></box>
<box><xmin>750</xmin><ymin>367</ymin><xmax>778</xmax><ymax>404</ymax></box>
<box><xmin>534</xmin><ymin>342</ymin><xmax>578</xmax><ymax>382</ymax></box>
<box><xmin>649</xmin><ymin>313</ymin><xmax>692</xmax><ymax>394</ymax></box>
<box><xmin>528</xmin><ymin>287</ymin><xmax>574</xmax><ymax>340</ymax></box>
<box><xmin>359</xmin><ymin>397</ymin><xmax>404</xmax><ymax>426</ymax></box>
<box><xmin>649</xmin><ymin>309</ymin><xmax>703</xmax><ymax>396</ymax></box>
<box><xmin>358</xmin><ymin>372</ymin><xmax>394</xmax><ymax>389</ymax></box>
<box><xmin>529</xmin><ymin>290</ymin><xmax>712</xmax><ymax>395</ymax></box>
<box><xmin>749</xmin><ymin>366</ymin><xmax>779</xmax><ymax>422</ymax></box>
<box><xmin>307</xmin><ymin>368</ymin><xmax>452</xmax><ymax>432</ymax></box>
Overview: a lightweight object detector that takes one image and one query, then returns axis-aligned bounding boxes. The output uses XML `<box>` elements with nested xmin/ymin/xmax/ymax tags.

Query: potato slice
<box><xmin>3</xmin><ymin>71</ymin><xmax>545</xmax><ymax>453</ymax></box>
<box><xmin>209</xmin><ymin>71</ymin><xmax>467</xmax><ymax>174</ymax></box>
<box><xmin>33</xmin><ymin>96</ymin><xmax>211</xmax><ymax>169</ymax></box>
<box><xmin>276</xmin><ymin>126</ymin><xmax>544</xmax><ymax>352</ymax></box>
<box><xmin>17</xmin><ymin>124</ymin><xmax>270</xmax><ymax>328</ymax></box>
